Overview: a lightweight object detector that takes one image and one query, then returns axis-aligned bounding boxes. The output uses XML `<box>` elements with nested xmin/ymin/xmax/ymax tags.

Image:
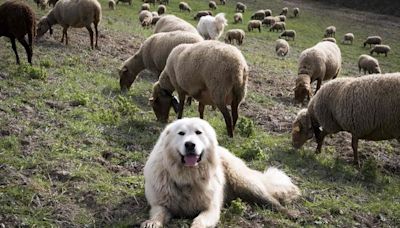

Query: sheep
<box><xmin>158</xmin><ymin>0</ymin><xmax>168</xmax><ymax>5</ymax></box>
<box><xmin>224</xmin><ymin>29</ymin><xmax>245</xmax><ymax>45</ymax></box>
<box><xmin>209</xmin><ymin>1</ymin><xmax>217</xmax><ymax>10</ymax></box>
<box><xmin>236</xmin><ymin>2</ymin><xmax>246</xmax><ymax>13</ymax></box>
<box><xmin>0</xmin><ymin>0</ymin><xmax>36</xmax><ymax>65</ymax></box>
<box><xmin>39</xmin><ymin>0</ymin><xmax>48</xmax><ymax>10</ymax></box>
<box><xmin>116</xmin><ymin>0</ymin><xmax>132</xmax><ymax>5</ymax></box>
<box><xmin>144</xmin><ymin>0</ymin><xmax>155</xmax><ymax>5</ymax></box>
<box><xmin>150</xmin><ymin>40</ymin><xmax>249</xmax><ymax>137</ymax></box>
<box><xmin>139</xmin><ymin>10</ymin><xmax>153</xmax><ymax>28</ymax></box>
<box><xmin>250</xmin><ymin>10</ymin><xmax>265</xmax><ymax>20</ymax></box>
<box><xmin>279</xmin><ymin>30</ymin><xmax>296</xmax><ymax>41</ymax></box>
<box><xmin>197</xmin><ymin>13</ymin><xmax>227</xmax><ymax>40</ymax></box>
<box><xmin>277</xmin><ymin>15</ymin><xmax>286</xmax><ymax>22</ymax></box>
<box><xmin>269</xmin><ymin>22</ymin><xmax>286</xmax><ymax>32</ymax></box>
<box><xmin>247</xmin><ymin>20</ymin><xmax>262</xmax><ymax>32</ymax></box>
<box><xmin>36</xmin><ymin>0</ymin><xmax>101</xmax><ymax>49</ymax></box>
<box><xmin>119</xmin><ymin>31</ymin><xmax>203</xmax><ymax>91</ymax></box>
<box><xmin>48</xmin><ymin>0</ymin><xmax>59</xmax><ymax>7</ymax></box>
<box><xmin>151</xmin><ymin>11</ymin><xmax>158</xmax><ymax>17</ymax></box>
<box><xmin>150</xmin><ymin>16</ymin><xmax>161</xmax><ymax>26</ymax></box>
<box><xmin>179</xmin><ymin>2</ymin><xmax>191</xmax><ymax>13</ymax></box>
<box><xmin>323</xmin><ymin>25</ymin><xmax>336</xmax><ymax>37</ymax></box>
<box><xmin>157</xmin><ymin>4</ymin><xmax>166</xmax><ymax>15</ymax></box>
<box><xmin>154</xmin><ymin>15</ymin><xmax>198</xmax><ymax>34</ymax></box>
<box><xmin>322</xmin><ymin>37</ymin><xmax>336</xmax><ymax>43</ymax></box>
<box><xmin>108</xmin><ymin>0</ymin><xmax>115</xmax><ymax>10</ymax></box>
<box><xmin>280</xmin><ymin>7</ymin><xmax>288</xmax><ymax>16</ymax></box>
<box><xmin>293</xmin><ymin>7</ymin><xmax>299</xmax><ymax>17</ymax></box>
<box><xmin>233</xmin><ymin>12</ymin><xmax>243</xmax><ymax>24</ymax></box>
<box><xmin>370</xmin><ymin>44</ymin><xmax>391</xmax><ymax>57</ymax></box>
<box><xmin>141</xmin><ymin>3</ymin><xmax>150</xmax><ymax>11</ymax></box>
<box><xmin>294</xmin><ymin>41</ymin><xmax>341</xmax><ymax>103</ymax></box>
<box><xmin>264</xmin><ymin>9</ymin><xmax>272</xmax><ymax>17</ymax></box>
<box><xmin>292</xmin><ymin>73</ymin><xmax>400</xmax><ymax>166</ymax></box>
<box><xmin>363</xmin><ymin>36</ymin><xmax>382</xmax><ymax>48</ymax></box>
<box><xmin>220</xmin><ymin>0</ymin><xmax>226</xmax><ymax>5</ymax></box>
<box><xmin>275</xmin><ymin>39</ymin><xmax>289</xmax><ymax>57</ymax></box>
<box><xmin>194</xmin><ymin>11</ymin><xmax>212</xmax><ymax>20</ymax></box>
<box><xmin>261</xmin><ymin>16</ymin><xmax>277</xmax><ymax>27</ymax></box>
<box><xmin>342</xmin><ymin>33</ymin><xmax>354</xmax><ymax>44</ymax></box>
<box><xmin>358</xmin><ymin>54</ymin><xmax>381</xmax><ymax>75</ymax></box>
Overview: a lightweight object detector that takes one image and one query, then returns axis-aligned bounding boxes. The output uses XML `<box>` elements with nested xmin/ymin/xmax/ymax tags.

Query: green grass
<box><xmin>1</xmin><ymin>0</ymin><xmax>400</xmax><ymax>227</ymax></box>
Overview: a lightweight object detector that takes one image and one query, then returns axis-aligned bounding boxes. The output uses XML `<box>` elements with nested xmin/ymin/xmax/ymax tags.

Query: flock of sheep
<box><xmin>0</xmin><ymin>0</ymin><xmax>399</xmax><ymax>166</ymax></box>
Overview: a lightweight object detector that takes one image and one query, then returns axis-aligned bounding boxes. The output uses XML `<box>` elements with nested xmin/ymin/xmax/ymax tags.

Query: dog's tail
<box><xmin>262</xmin><ymin>167</ymin><xmax>301</xmax><ymax>204</ymax></box>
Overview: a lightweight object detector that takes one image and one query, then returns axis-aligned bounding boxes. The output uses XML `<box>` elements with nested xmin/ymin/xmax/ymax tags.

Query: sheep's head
<box><xmin>292</xmin><ymin>109</ymin><xmax>314</xmax><ymax>149</ymax></box>
<box><xmin>373</xmin><ymin>65</ymin><xmax>381</xmax><ymax>74</ymax></box>
<box><xmin>150</xmin><ymin>82</ymin><xmax>179</xmax><ymax>123</ymax></box>
<box><xmin>294</xmin><ymin>74</ymin><xmax>312</xmax><ymax>103</ymax></box>
<box><xmin>119</xmin><ymin>54</ymin><xmax>144</xmax><ymax>91</ymax></box>
<box><xmin>36</xmin><ymin>16</ymin><xmax>52</xmax><ymax>38</ymax></box>
<box><xmin>277</xmin><ymin>48</ymin><xmax>286</xmax><ymax>57</ymax></box>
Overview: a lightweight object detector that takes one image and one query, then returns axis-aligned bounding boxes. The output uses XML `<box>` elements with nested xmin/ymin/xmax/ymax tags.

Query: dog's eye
<box><xmin>178</xmin><ymin>131</ymin><xmax>185</xmax><ymax>136</ymax></box>
<box><xmin>195</xmin><ymin>130</ymin><xmax>202</xmax><ymax>135</ymax></box>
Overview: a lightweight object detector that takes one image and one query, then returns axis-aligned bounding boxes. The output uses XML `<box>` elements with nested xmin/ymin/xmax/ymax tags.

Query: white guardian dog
<box><xmin>197</xmin><ymin>13</ymin><xmax>227</xmax><ymax>40</ymax></box>
<box><xmin>141</xmin><ymin>118</ymin><xmax>301</xmax><ymax>228</ymax></box>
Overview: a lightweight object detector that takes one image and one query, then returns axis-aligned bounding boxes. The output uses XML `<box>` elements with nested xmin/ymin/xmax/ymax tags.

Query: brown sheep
<box><xmin>363</xmin><ymin>36</ymin><xmax>382</xmax><ymax>48</ymax></box>
<box><xmin>370</xmin><ymin>44</ymin><xmax>391</xmax><ymax>57</ymax></box>
<box><xmin>269</xmin><ymin>22</ymin><xmax>285</xmax><ymax>32</ymax></box>
<box><xmin>233</xmin><ymin>12</ymin><xmax>243</xmax><ymax>24</ymax></box>
<box><xmin>224</xmin><ymin>29</ymin><xmax>245</xmax><ymax>45</ymax></box>
<box><xmin>248</xmin><ymin>20</ymin><xmax>261</xmax><ymax>32</ymax></box>
<box><xmin>236</xmin><ymin>2</ymin><xmax>246</xmax><ymax>12</ymax></box>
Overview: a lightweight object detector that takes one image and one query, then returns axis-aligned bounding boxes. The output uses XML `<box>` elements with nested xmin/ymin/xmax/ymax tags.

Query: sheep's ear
<box><xmin>149</xmin><ymin>97</ymin><xmax>156</xmax><ymax>105</ymax></box>
<box><xmin>172</xmin><ymin>96</ymin><xmax>179</xmax><ymax>113</ymax></box>
<box><xmin>292</xmin><ymin>124</ymin><xmax>300</xmax><ymax>133</ymax></box>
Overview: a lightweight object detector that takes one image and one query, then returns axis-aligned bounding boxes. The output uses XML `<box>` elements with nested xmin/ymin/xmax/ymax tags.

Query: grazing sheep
<box><xmin>139</xmin><ymin>10</ymin><xmax>153</xmax><ymax>28</ymax></box>
<box><xmin>277</xmin><ymin>15</ymin><xmax>286</xmax><ymax>22</ymax></box>
<box><xmin>119</xmin><ymin>31</ymin><xmax>203</xmax><ymax>91</ymax></box>
<box><xmin>358</xmin><ymin>54</ymin><xmax>381</xmax><ymax>75</ymax></box>
<box><xmin>220</xmin><ymin>0</ymin><xmax>226</xmax><ymax>5</ymax></box>
<box><xmin>154</xmin><ymin>15</ymin><xmax>198</xmax><ymax>34</ymax></box>
<box><xmin>150</xmin><ymin>41</ymin><xmax>249</xmax><ymax>137</ymax></box>
<box><xmin>363</xmin><ymin>35</ymin><xmax>382</xmax><ymax>48</ymax></box>
<box><xmin>269</xmin><ymin>22</ymin><xmax>286</xmax><ymax>32</ymax></box>
<box><xmin>275</xmin><ymin>39</ymin><xmax>289</xmax><ymax>57</ymax></box>
<box><xmin>279</xmin><ymin>30</ymin><xmax>296</xmax><ymax>41</ymax></box>
<box><xmin>151</xmin><ymin>11</ymin><xmax>158</xmax><ymax>17</ymax></box>
<box><xmin>370</xmin><ymin>44</ymin><xmax>391</xmax><ymax>57</ymax></box>
<box><xmin>116</xmin><ymin>0</ymin><xmax>131</xmax><ymax>5</ymax></box>
<box><xmin>236</xmin><ymin>2</ymin><xmax>246</xmax><ymax>12</ymax></box>
<box><xmin>224</xmin><ymin>29</ymin><xmax>245</xmax><ymax>45</ymax></box>
<box><xmin>294</xmin><ymin>41</ymin><xmax>341</xmax><ymax>103</ymax></box>
<box><xmin>141</xmin><ymin>3</ymin><xmax>150</xmax><ymax>11</ymax></box>
<box><xmin>108</xmin><ymin>0</ymin><xmax>115</xmax><ymax>9</ymax></box>
<box><xmin>157</xmin><ymin>4</ymin><xmax>166</xmax><ymax>15</ymax></box>
<box><xmin>36</xmin><ymin>0</ymin><xmax>101</xmax><ymax>49</ymax></box>
<box><xmin>264</xmin><ymin>9</ymin><xmax>272</xmax><ymax>17</ymax></box>
<box><xmin>209</xmin><ymin>1</ymin><xmax>217</xmax><ymax>10</ymax></box>
<box><xmin>151</xmin><ymin>16</ymin><xmax>161</xmax><ymax>26</ymax></box>
<box><xmin>322</xmin><ymin>37</ymin><xmax>336</xmax><ymax>43</ymax></box>
<box><xmin>280</xmin><ymin>7</ymin><xmax>288</xmax><ymax>16</ymax></box>
<box><xmin>179</xmin><ymin>2</ymin><xmax>191</xmax><ymax>13</ymax></box>
<box><xmin>233</xmin><ymin>12</ymin><xmax>243</xmax><ymax>24</ymax></box>
<box><xmin>292</xmin><ymin>73</ymin><xmax>400</xmax><ymax>166</ymax></box>
<box><xmin>158</xmin><ymin>0</ymin><xmax>168</xmax><ymax>5</ymax></box>
<box><xmin>323</xmin><ymin>25</ymin><xmax>336</xmax><ymax>37</ymax></box>
<box><xmin>48</xmin><ymin>0</ymin><xmax>59</xmax><ymax>7</ymax></box>
<box><xmin>247</xmin><ymin>20</ymin><xmax>261</xmax><ymax>32</ymax></box>
<box><xmin>342</xmin><ymin>33</ymin><xmax>354</xmax><ymax>44</ymax></box>
<box><xmin>0</xmin><ymin>0</ymin><xmax>36</xmax><ymax>65</ymax></box>
<box><xmin>197</xmin><ymin>13</ymin><xmax>227</xmax><ymax>40</ymax></box>
<box><xmin>262</xmin><ymin>16</ymin><xmax>277</xmax><ymax>27</ymax></box>
<box><xmin>194</xmin><ymin>11</ymin><xmax>213</xmax><ymax>20</ymax></box>
<box><xmin>293</xmin><ymin>7</ymin><xmax>299</xmax><ymax>17</ymax></box>
<box><xmin>250</xmin><ymin>10</ymin><xmax>265</xmax><ymax>20</ymax></box>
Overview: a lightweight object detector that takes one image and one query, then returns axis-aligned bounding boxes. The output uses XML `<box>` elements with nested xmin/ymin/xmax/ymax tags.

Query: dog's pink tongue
<box><xmin>184</xmin><ymin>155</ymin><xmax>199</xmax><ymax>166</ymax></box>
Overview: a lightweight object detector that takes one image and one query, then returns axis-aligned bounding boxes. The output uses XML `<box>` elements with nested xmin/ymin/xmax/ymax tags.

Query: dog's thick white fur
<box><xmin>141</xmin><ymin>118</ymin><xmax>301</xmax><ymax>228</ymax></box>
<box><xmin>197</xmin><ymin>13</ymin><xmax>227</xmax><ymax>40</ymax></box>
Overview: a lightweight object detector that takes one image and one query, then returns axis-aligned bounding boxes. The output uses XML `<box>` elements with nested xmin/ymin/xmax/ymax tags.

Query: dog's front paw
<box><xmin>141</xmin><ymin>220</ymin><xmax>163</xmax><ymax>228</ymax></box>
<box><xmin>191</xmin><ymin>221</ymin><xmax>206</xmax><ymax>228</ymax></box>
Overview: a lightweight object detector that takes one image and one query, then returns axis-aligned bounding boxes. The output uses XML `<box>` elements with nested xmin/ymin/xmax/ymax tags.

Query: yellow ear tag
<box><xmin>293</xmin><ymin>125</ymin><xmax>300</xmax><ymax>132</ymax></box>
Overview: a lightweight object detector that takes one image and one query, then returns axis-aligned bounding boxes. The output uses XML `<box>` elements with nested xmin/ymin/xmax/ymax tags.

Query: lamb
<box><xmin>150</xmin><ymin>41</ymin><xmax>249</xmax><ymax>137</ymax></box>
<box><xmin>277</xmin><ymin>15</ymin><xmax>286</xmax><ymax>22</ymax></box>
<box><xmin>262</xmin><ymin>16</ymin><xmax>276</xmax><ymax>27</ymax></box>
<box><xmin>292</xmin><ymin>73</ymin><xmax>400</xmax><ymax>166</ymax></box>
<box><xmin>194</xmin><ymin>11</ymin><xmax>212</xmax><ymax>20</ymax></box>
<box><xmin>264</xmin><ymin>9</ymin><xmax>272</xmax><ymax>17</ymax></box>
<box><xmin>358</xmin><ymin>54</ymin><xmax>381</xmax><ymax>75</ymax></box>
<box><xmin>279</xmin><ymin>30</ymin><xmax>296</xmax><ymax>41</ymax></box>
<box><xmin>141</xmin><ymin>3</ymin><xmax>150</xmax><ymax>11</ymax></box>
<box><xmin>275</xmin><ymin>39</ymin><xmax>289</xmax><ymax>57</ymax></box>
<box><xmin>36</xmin><ymin>0</ymin><xmax>101</xmax><ymax>49</ymax></box>
<box><xmin>179</xmin><ymin>2</ymin><xmax>191</xmax><ymax>13</ymax></box>
<box><xmin>342</xmin><ymin>33</ymin><xmax>354</xmax><ymax>44</ymax></box>
<box><xmin>119</xmin><ymin>31</ymin><xmax>203</xmax><ymax>91</ymax></box>
<box><xmin>224</xmin><ymin>29</ymin><xmax>245</xmax><ymax>45</ymax></box>
<box><xmin>322</xmin><ymin>37</ymin><xmax>336</xmax><ymax>43</ymax></box>
<box><xmin>294</xmin><ymin>41</ymin><xmax>341</xmax><ymax>103</ymax></box>
<box><xmin>154</xmin><ymin>15</ymin><xmax>198</xmax><ymax>34</ymax></box>
<box><xmin>197</xmin><ymin>13</ymin><xmax>227</xmax><ymax>40</ymax></box>
<box><xmin>209</xmin><ymin>1</ymin><xmax>217</xmax><ymax>10</ymax></box>
<box><xmin>323</xmin><ymin>25</ymin><xmax>336</xmax><ymax>37</ymax></box>
<box><xmin>280</xmin><ymin>7</ymin><xmax>288</xmax><ymax>16</ymax></box>
<box><xmin>157</xmin><ymin>4</ymin><xmax>166</xmax><ymax>15</ymax></box>
<box><xmin>116</xmin><ymin>0</ymin><xmax>131</xmax><ymax>5</ymax></box>
<box><xmin>269</xmin><ymin>22</ymin><xmax>285</xmax><ymax>32</ymax></box>
<box><xmin>139</xmin><ymin>10</ymin><xmax>153</xmax><ymax>28</ymax></box>
<box><xmin>363</xmin><ymin>36</ymin><xmax>382</xmax><ymax>48</ymax></box>
<box><xmin>0</xmin><ymin>0</ymin><xmax>36</xmax><ymax>65</ymax></box>
<box><xmin>236</xmin><ymin>2</ymin><xmax>246</xmax><ymax>13</ymax></box>
<box><xmin>251</xmin><ymin>10</ymin><xmax>265</xmax><ymax>20</ymax></box>
<box><xmin>247</xmin><ymin>20</ymin><xmax>262</xmax><ymax>32</ymax></box>
<box><xmin>293</xmin><ymin>7</ymin><xmax>299</xmax><ymax>17</ymax></box>
<box><xmin>370</xmin><ymin>44</ymin><xmax>391</xmax><ymax>57</ymax></box>
<box><xmin>233</xmin><ymin>12</ymin><xmax>243</xmax><ymax>24</ymax></box>
<box><xmin>108</xmin><ymin>0</ymin><xmax>115</xmax><ymax>10</ymax></box>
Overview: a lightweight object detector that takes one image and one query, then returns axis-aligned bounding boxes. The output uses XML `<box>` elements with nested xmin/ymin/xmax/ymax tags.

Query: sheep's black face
<box><xmin>36</xmin><ymin>19</ymin><xmax>50</xmax><ymax>38</ymax></box>
<box><xmin>119</xmin><ymin>67</ymin><xmax>133</xmax><ymax>91</ymax></box>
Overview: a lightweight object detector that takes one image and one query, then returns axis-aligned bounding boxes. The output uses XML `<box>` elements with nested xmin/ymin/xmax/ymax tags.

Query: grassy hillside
<box><xmin>0</xmin><ymin>0</ymin><xmax>399</xmax><ymax>227</ymax></box>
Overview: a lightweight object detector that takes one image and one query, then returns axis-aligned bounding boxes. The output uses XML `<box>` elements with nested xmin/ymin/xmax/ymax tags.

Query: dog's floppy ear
<box><xmin>172</xmin><ymin>96</ymin><xmax>179</xmax><ymax>113</ymax></box>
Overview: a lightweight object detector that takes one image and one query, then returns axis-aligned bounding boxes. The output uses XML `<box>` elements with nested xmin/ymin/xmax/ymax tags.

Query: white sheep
<box><xmin>150</xmin><ymin>41</ymin><xmax>249</xmax><ymax>137</ymax></box>
<box><xmin>247</xmin><ymin>20</ymin><xmax>261</xmax><ymax>32</ymax></box>
<box><xmin>236</xmin><ymin>2</ymin><xmax>246</xmax><ymax>12</ymax></box>
<box><xmin>269</xmin><ymin>21</ymin><xmax>285</xmax><ymax>32</ymax></box>
<box><xmin>342</xmin><ymin>33</ymin><xmax>354</xmax><ymax>44</ymax></box>
<box><xmin>277</xmin><ymin>15</ymin><xmax>286</xmax><ymax>22</ymax></box>
<box><xmin>370</xmin><ymin>44</ymin><xmax>391</xmax><ymax>57</ymax></box>
<box><xmin>209</xmin><ymin>0</ymin><xmax>217</xmax><ymax>10</ymax></box>
<box><xmin>139</xmin><ymin>10</ymin><xmax>153</xmax><ymax>28</ymax></box>
<box><xmin>280</xmin><ymin>7</ymin><xmax>288</xmax><ymax>16</ymax></box>
<box><xmin>141</xmin><ymin>3</ymin><xmax>150</xmax><ymax>11</ymax></box>
<box><xmin>154</xmin><ymin>15</ymin><xmax>198</xmax><ymax>34</ymax></box>
<box><xmin>279</xmin><ymin>29</ymin><xmax>296</xmax><ymax>40</ymax></box>
<box><xmin>233</xmin><ymin>12</ymin><xmax>243</xmax><ymax>24</ymax></box>
<box><xmin>293</xmin><ymin>7</ymin><xmax>299</xmax><ymax>17</ymax></box>
<box><xmin>363</xmin><ymin>36</ymin><xmax>382</xmax><ymax>48</ymax></box>
<box><xmin>323</xmin><ymin>25</ymin><xmax>336</xmax><ymax>38</ymax></box>
<box><xmin>358</xmin><ymin>54</ymin><xmax>381</xmax><ymax>75</ymax></box>
<box><xmin>264</xmin><ymin>9</ymin><xmax>272</xmax><ymax>17</ymax></box>
<box><xmin>108</xmin><ymin>0</ymin><xmax>115</xmax><ymax>10</ymax></box>
<box><xmin>157</xmin><ymin>4</ymin><xmax>166</xmax><ymax>15</ymax></box>
<box><xmin>197</xmin><ymin>13</ymin><xmax>227</xmax><ymax>40</ymax></box>
<box><xmin>250</xmin><ymin>10</ymin><xmax>265</xmax><ymax>20</ymax></box>
<box><xmin>178</xmin><ymin>2</ymin><xmax>191</xmax><ymax>12</ymax></box>
<box><xmin>261</xmin><ymin>16</ymin><xmax>276</xmax><ymax>27</ymax></box>
<box><xmin>224</xmin><ymin>29</ymin><xmax>245</xmax><ymax>45</ymax></box>
<box><xmin>275</xmin><ymin>39</ymin><xmax>289</xmax><ymax>57</ymax></box>
<box><xmin>36</xmin><ymin>0</ymin><xmax>102</xmax><ymax>49</ymax></box>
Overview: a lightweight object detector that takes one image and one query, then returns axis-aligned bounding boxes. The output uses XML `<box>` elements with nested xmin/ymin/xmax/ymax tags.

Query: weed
<box><xmin>236</xmin><ymin>116</ymin><xmax>255</xmax><ymax>137</ymax></box>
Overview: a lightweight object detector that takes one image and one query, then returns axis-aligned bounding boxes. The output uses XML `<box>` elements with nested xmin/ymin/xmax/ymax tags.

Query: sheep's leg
<box><xmin>86</xmin><ymin>25</ymin><xmax>94</xmax><ymax>49</ymax></box>
<box><xmin>177</xmin><ymin>92</ymin><xmax>186</xmax><ymax>119</ymax></box>
<box><xmin>315</xmin><ymin>79</ymin><xmax>322</xmax><ymax>94</ymax></box>
<box><xmin>94</xmin><ymin>23</ymin><xmax>99</xmax><ymax>49</ymax></box>
<box><xmin>10</xmin><ymin>38</ymin><xmax>20</xmax><ymax>64</ymax></box>
<box><xmin>217</xmin><ymin>104</ymin><xmax>233</xmax><ymax>137</ymax></box>
<box><xmin>17</xmin><ymin>37</ymin><xmax>32</xmax><ymax>65</ymax></box>
<box><xmin>231</xmin><ymin>98</ymin><xmax>240</xmax><ymax>131</ymax></box>
<box><xmin>351</xmin><ymin>136</ymin><xmax>360</xmax><ymax>167</ymax></box>
<box><xmin>314</xmin><ymin>126</ymin><xmax>327</xmax><ymax>154</ymax></box>
<box><xmin>61</xmin><ymin>26</ymin><xmax>69</xmax><ymax>45</ymax></box>
<box><xmin>198</xmin><ymin>103</ymin><xmax>205</xmax><ymax>119</ymax></box>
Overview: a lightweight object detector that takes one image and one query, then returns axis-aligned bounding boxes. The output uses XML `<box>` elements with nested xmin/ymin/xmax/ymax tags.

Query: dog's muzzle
<box><xmin>181</xmin><ymin>141</ymin><xmax>203</xmax><ymax>167</ymax></box>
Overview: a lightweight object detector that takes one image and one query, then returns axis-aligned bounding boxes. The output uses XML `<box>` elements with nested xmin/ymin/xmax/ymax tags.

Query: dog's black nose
<box><xmin>184</xmin><ymin>141</ymin><xmax>195</xmax><ymax>151</ymax></box>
